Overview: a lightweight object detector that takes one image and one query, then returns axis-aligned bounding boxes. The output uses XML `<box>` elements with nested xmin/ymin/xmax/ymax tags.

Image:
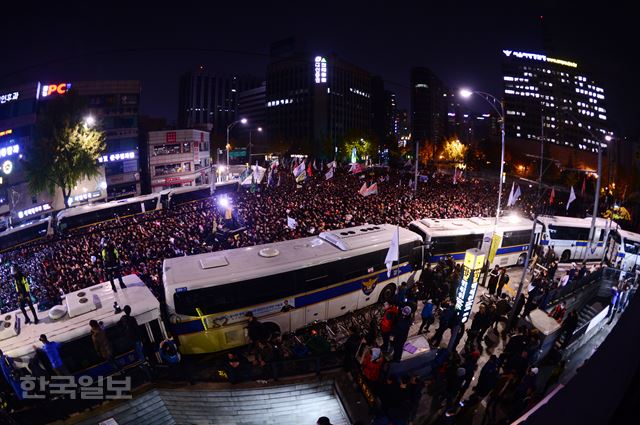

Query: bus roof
<box><xmin>160</xmin><ymin>184</ymin><xmax>212</xmax><ymax>197</ymax></box>
<box><xmin>163</xmin><ymin>224</ymin><xmax>421</xmax><ymax>294</ymax></box>
<box><xmin>536</xmin><ymin>215</ymin><xmax>613</xmax><ymax>229</ymax></box>
<box><xmin>0</xmin><ymin>275</ymin><xmax>159</xmax><ymax>360</ymax></box>
<box><xmin>618</xmin><ymin>228</ymin><xmax>640</xmax><ymax>243</ymax></box>
<box><xmin>409</xmin><ymin>216</ymin><xmax>537</xmax><ymax>239</ymax></box>
<box><xmin>0</xmin><ymin>217</ymin><xmax>51</xmax><ymax>238</ymax></box>
<box><xmin>55</xmin><ymin>193</ymin><xmax>160</xmax><ymax>221</ymax></box>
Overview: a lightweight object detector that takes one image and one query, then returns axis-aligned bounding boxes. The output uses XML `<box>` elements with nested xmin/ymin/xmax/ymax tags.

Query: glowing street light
<box><xmin>226</xmin><ymin>118</ymin><xmax>248</xmax><ymax>172</ymax></box>
<box><xmin>84</xmin><ymin>115</ymin><xmax>96</xmax><ymax>127</ymax></box>
<box><xmin>459</xmin><ymin>88</ymin><xmax>473</xmax><ymax>98</ymax></box>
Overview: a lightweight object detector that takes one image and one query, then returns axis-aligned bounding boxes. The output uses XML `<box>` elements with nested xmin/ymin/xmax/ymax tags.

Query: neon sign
<box><xmin>314</xmin><ymin>56</ymin><xmax>327</xmax><ymax>84</ymax></box>
<box><xmin>0</xmin><ymin>129</ymin><xmax>12</xmax><ymax>137</ymax></box>
<box><xmin>455</xmin><ymin>249</ymin><xmax>485</xmax><ymax>323</ymax></box>
<box><xmin>17</xmin><ymin>203</ymin><xmax>51</xmax><ymax>219</ymax></box>
<box><xmin>97</xmin><ymin>151</ymin><xmax>136</xmax><ymax>163</ymax></box>
<box><xmin>41</xmin><ymin>83</ymin><xmax>72</xmax><ymax>98</ymax></box>
<box><xmin>2</xmin><ymin>160</ymin><xmax>13</xmax><ymax>175</ymax></box>
<box><xmin>68</xmin><ymin>190</ymin><xmax>101</xmax><ymax>205</ymax></box>
<box><xmin>502</xmin><ymin>49</ymin><xmax>577</xmax><ymax>68</ymax></box>
<box><xmin>0</xmin><ymin>144</ymin><xmax>20</xmax><ymax>158</ymax></box>
<box><xmin>0</xmin><ymin>92</ymin><xmax>19</xmax><ymax>104</ymax></box>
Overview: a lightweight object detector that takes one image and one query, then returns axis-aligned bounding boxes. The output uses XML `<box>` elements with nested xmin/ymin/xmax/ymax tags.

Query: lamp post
<box><xmin>226</xmin><ymin>118</ymin><xmax>248</xmax><ymax>171</ymax></box>
<box><xmin>248</xmin><ymin>127</ymin><xmax>262</xmax><ymax>161</ymax></box>
<box><xmin>561</xmin><ymin>107</ymin><xmax>613</xmax><ymax>260</ymax></box>
<box><xmin>460</xmin><ymin>89</ymin><xmax>506</xmax><ymax>285</ymax></box>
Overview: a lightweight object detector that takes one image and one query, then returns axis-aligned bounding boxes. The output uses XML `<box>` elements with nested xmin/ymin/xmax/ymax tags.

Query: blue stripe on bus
<box><xmin>496</xmin><ymin>244</ymin><xmax>529</xmax><ymax>255</ymax></box>
<box><xmin>170</xmin><ymin>264</ymin><xmax>414</xmax><ymax>335</ymax></box>
<box><xmin>541</xmin><ymin>240</ymin><xmax>549</xmax><ymax>246</ymax></box>
<box><xmin>428</xmin><ymin>244</ymin><xmax>529</xmax><ymax>264</ymax></box>
<box><xmin>618</xmin><ymin>252</ymin><xmax>625</xmax><ymax>258</ymax></box>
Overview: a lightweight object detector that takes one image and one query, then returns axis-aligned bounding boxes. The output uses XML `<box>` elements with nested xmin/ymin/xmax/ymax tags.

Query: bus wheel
<box><xmin>263</xmin><ymin>322</ymin><xmax>281</xmax><ymax>338</ymax></box>
<box><xmin>517</xmin><ymin>253</ymin><xmax>526</xmax><ymax>266</ymax></box>
<box><xmin>378</xmin><ymin>284</ymin><xmax>396</xmax><ymax>304</ymax></box>
<box><xmin>561</xmin><ymin>250</ymin><xmax>571</xmax><ymax>262</ymax></box>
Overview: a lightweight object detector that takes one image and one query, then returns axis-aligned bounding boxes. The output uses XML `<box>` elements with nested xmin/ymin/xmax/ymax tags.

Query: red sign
<box><xmin>166</xmin><ymin>132</ymin><xmax>176</xmax><ymax>143</ymax></box>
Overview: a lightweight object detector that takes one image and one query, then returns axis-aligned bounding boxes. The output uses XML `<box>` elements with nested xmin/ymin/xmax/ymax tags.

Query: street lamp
<box><xmin>561</xmin><ymin>107</ymin><xmax>613</xmax><ymax>259</ymax></box>
<box><xmin>248</xmin><ymin>127</ymin><xmax>262</xmax><ymax>161</ymax></box>
<box><xmin>226</xmin><ymin>118</ymin><xmax>248</xmax><ymax>173</ymax></box>
<box><xmin>459</xmin><ymin>88</ymin><xmax>506</xmax><ymax>227</ymax></box>
<box><xmin>83</xmin><ymin>115</ymin><xmax>96</xmax><ymax>128</ymax></box>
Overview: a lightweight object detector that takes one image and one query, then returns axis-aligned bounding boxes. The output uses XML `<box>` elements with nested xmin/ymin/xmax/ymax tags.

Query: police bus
<box><xmin>408</xmin><ymin>215</ymin><xmax>542</xmax><ymax>268</ymax></box>
<box><xmin>608</xmin><ymin>228</ymin><xmax>640</xmax><ymax>272</ymax></box>
<box><xmin>536</xmin><ymin>216</ymin><xmax>614</xmax><ymax>262</ymax></box>
<box><xmin>159</xmin><ymin>184</ymin><xmax>213</xmax><ymax>209</ymax></box>
<box><xmin>163</xmin><ymin>224</ymin><xmax>423</xmax><ymax>354</ymax></box>
<box><xmin>56</xmin><ymin>193</ymin><xmax>162</xmax><ymax>231</ymax></box>
<box><xmin>0</xmin><ymin>217</ymin><xmax>54</xmax><ymax>253</ymax></box>
<box><xmin>0</xmin><ymin>275</ymin><xmax>167</xmax><ymax>398</ymax></box>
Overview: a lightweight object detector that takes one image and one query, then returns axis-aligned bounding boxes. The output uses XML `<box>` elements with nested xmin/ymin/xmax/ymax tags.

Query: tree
<box><xmin>439</xmin><ymin>138</ymin><xmax>468</xmax><ymax>164</ymax></box>
<box><xmin>340</xmin><ymin>135</ymin><xmax>375</xmax><ymax>162</ymax></box>
<box><xmin>23</xmin><ymin>91</ymin><xmax>105</xmax><ymax>208</ymax></box>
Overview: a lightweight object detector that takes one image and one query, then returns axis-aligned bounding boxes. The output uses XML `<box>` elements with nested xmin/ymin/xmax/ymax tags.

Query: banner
<box><xmin>487</xmin><ymin>233</ymin><xmax>502</xmax><ymax>263</ymax></box>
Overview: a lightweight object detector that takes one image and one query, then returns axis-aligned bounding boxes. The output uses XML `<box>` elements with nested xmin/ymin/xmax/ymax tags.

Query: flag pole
<box><xmin>396</xmin><ymin>225</ymin><xmax>401</xmax><ymax>287</ymax></box>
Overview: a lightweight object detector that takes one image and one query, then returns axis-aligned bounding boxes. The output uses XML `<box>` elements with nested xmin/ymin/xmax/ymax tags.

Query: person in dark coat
<box><xmin>487</xmin><ymin>265</ymin><xmax>500</xmax><ymax>295</ymax></box>
<box><xmin>474</xmin><ymin>355</ymin><xmax>500</xmax><ymax>398</ymax></box>
<box><xmin>89</xmin><ymin>320</ymin><xmax>120</xmax><ymax>372</ymax></box>
<box><xmin>560</xmin><ymin>310</ymin><xmax>579</xmax><ymax>349</ymax></box>
<box><xmin>391</xmin><ymin>306</ymin><xmax>413</xmax><ymax>362</ymax></box>
<box><xmin>245</xmin><ymin>312</ymin><xmax>265</xmax><ymax>345</ymax></box>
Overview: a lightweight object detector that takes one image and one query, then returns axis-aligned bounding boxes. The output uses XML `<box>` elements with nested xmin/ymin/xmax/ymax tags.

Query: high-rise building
<box><xmin>371</xmin><ymin>76</ymin><xmax>397</xmax><ymax>147</ymax></box>
<box><xmin>410</xmin><ymin>67</ymin><xmax>447</xmax><ymax>148</ymax></box>
<box><xmin>0</xmin><ymin>80</ymin><xmax>141</xmax><ymax>223</ymax></box>
<box><xmin>502</xmin><ymin>49</ymin><xmax>612</xmax><ymax>167</ymax></box>
<box><xmin>178</xmin><ymin>70</ymin><xmax>261</xmax><ymax>136</ymax></box>
<box><xmin>266</xmin><ymin>39</ymin><xmax>372</xmax><ymax>157</ymax></box>
<box><xmin>237</xmin><ymin>83</ymin><xmax>266</xmax><ymax>141</ymax></box>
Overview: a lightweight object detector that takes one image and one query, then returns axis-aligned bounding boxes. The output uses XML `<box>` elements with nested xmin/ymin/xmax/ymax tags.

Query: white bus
<box><xmin>56</xmin><ymin>193</ymin><xmax>162</xmax><ymax>231</ymax></box>
<box><xmin>0</xmin><ymin>217</ymin><xmax>53</xmax><ymax>252</ymax></box>
<box><xmin>159</xmin><ymin>184</ymin><xmax>213</xmax><ymax>209</ymax></box>
<box><xmin>163</xmin><ymin>224</ymin><xmax>423</xmax><ymax>354</ymax></box>
<box><xmin>0</xmin><ymin>275</ymin><xmax>167</xmax><ymax>398</ymax></box>
<box><xmin>609</xmin><ymin>228</ymin><xmax>640</xmax><ymax>272</ymax></box>
<box><xmin>408</xmin><ymin>216</ymin><xmax>542</xmax><ymax>268</ymax></box>
<box><xmin>536</xmin><ymin>216</ymin><xmax>615</xmax><ymax>262</ymax></box>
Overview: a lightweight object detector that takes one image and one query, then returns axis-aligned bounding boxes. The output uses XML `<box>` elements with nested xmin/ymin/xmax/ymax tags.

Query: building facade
<box><xmin>148</xmin><ymin>129</ymin><xmax>210</xmax><ymax>192</ymax></box>
<box><xmin>371</xmin><ymin>76</ymin><xmax>397</xmax><ymax>147</ymax></box>
<box><xmin>237</xmin><ymin>83</ymin><xmax>267</xmax><ymax>153</ymax></box>
<box><xmin>410</xmin><ymin>67</ymin><xmax>447</xmax><ymax>148</ymax></box>
<box><xmin>266</xmin><ymin>40</ymin><xmax>372</xmax><ymax>158</ymax></box>
<box><xmin>0</xmin><ymin>80</ymin><xmax>141</xmax><ymax>224</ymax></box>
<box><xmin>178</xmin><ymin>70</ymin><xmax>262</xmax><ymax>137</ymax></box>
<box><xmin>502</xmin><ymin>49</ymin><xmax>613</xmax><ymax>167</ymax></box>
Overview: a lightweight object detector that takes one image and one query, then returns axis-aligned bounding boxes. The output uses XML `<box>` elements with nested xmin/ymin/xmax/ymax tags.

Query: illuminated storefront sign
<box><xmin>0</xmin><ymin>92</ymin><xmax>19</xmax><ymax>104</ymax></box>
<box><xmin>314</xmin><ymin>56</ymin><xmax>327</xmax><ymax>83</ymax></box>
<box><xmin>68</xmin><ymin>190</ymin><xmax>101</xmax><ymax>205</ymax></box>
<box><xmin>18</xmin><ymin>203</ymin><xmax>51</xmax><ymax>219</ymax></box>
<box><xmin>502</xmin><ymin>49</ymin><xmax>578</xmax><ymax>68</ymax></box>
<box><xmin>455</xmin><ymin>249</ymin><xmax>485</xmax><ymax>323</ymax></box>
<box><xmin>0</xmin><ymin>144</ymin><xmax>20</xmax><ymax>158</ymax></box>
<box><xmin>2</xmin><ymin>160</ymin><xmax>12</xmax><ymax>175</ymax></box>
<box><xmin>40</xmin><ymin>82</ymin><xmax>72</xmax><ymax>98</ymax></box>
<box><xmin>98</xmin><ymin>151</ymin><xmax>136</xmax><ymax>163</ymax></box>
<box><xmin>0</xmin><ymin>129</ymin><xmax>13</xmax><ymax>137</ymax></box>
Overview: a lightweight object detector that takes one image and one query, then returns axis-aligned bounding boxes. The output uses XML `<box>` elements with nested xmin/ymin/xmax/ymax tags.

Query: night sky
<box><xmin>2</xmin><ymin>3</ymin><xmax>638</xmax><ymax>137</ymax></box>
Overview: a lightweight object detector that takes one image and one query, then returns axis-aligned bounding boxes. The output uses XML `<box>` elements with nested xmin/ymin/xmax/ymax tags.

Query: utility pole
<box><xmin>414</xmin><ymin>139</ymin><xmax>419</xmax><ymax>192</ymax></box>
<box><xmin>538</xmin><ymin>110</ymin><xmax>544</xmax><ymax>197</ymax></box>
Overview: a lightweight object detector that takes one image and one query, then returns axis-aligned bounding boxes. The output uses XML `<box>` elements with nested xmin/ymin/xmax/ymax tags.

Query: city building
<box><xmin>502</xmin><ymin>49</ymin><xmax>613</xmax><ymax>168</ymax></box>
<box><xmin>266</xmin><ymin>38</ymin><xmax>372</xmax><ymax>158</ymax></box>
<box><xmin>396</xmin><ymin>109</ymin><xmax>410</xmax><ymax>146</ymax></box>
<box><xmin>0</xmin><ymin>80</ymin><xmax>141</xmax><ymax>224</ymax></box>
<box><xmin>410</xmin><ymin>67</ymin><xmax>447</xmax><ymax>149</ymax></box>
<box><xmin>237</xmin><ymin>83</ymin><xmax>267</xmax><ymax>156</ymax></box>
<box><xmin>147</xmin><ymin>129</ymin><xmax>211</xmax><ymax>192</ymax></box>
<box><xmin>177</xmin><ymin>69</ymin><xmax>261</xmax><ymax>138</ymax></box>
<box><xmin>371</xmin><ymin>76</ymin><xmax>397</xmax><ymax>147</ymax></box>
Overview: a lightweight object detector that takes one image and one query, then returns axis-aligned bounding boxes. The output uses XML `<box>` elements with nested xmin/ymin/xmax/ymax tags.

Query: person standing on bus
<box><xmin>119</xmin><ymin>305</ymin><xmax>144</xmax><ymax>361</ymax></box>
<box><xmin>36</xmin><ymin>334</ymin><xmax>68</xmax><ymax>376</ymax></box>
<box><xmin>101</xmin><ymin>239</ymin><xmax>126</xmax><ymax>292</ymax></box>
<box><xmin>12</xmin><ymin>266</ymin><xmax>38</xmax><ymax>325</ymax></box>
<box><xmin>487</xmin><ymin>266</ymin><xmax>500</xmax><ymax>296</ymax></box>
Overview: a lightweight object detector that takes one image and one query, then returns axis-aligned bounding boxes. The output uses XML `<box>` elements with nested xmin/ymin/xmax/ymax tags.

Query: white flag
<box><xmin>507</xmin><ymin>182</ymin><xmax>516</xmax><ymax>207</ymax></box>
<box><xmin>328</xmin><ymin>160</ymin><xmax>337</xmax><ymax>170</ymax></box>
<box><xmin>513</xmin><ymin>184</ymin><xmax>521</xmax><ymax>205</ymax></box>
<box><xmin>385</xmin><ymin>226</ymin><xmax>400</xmax><ymax>277</ymax></box>
<box><xmin>287</xmin><ymin>216</ymin><xmax>297</xmax><ymax>229</ymax></box>
<box><xmin>567</xmin><ymin>186</ymin><xmax>577</xmax><ymax>211</ymax></box>
<box><xmin>325</xmin><ymin>169</ymin><xmax>334</xmax><ymax>180</ymax></box>
<box><xmin>358</xmin><ymin>182</ymin><xmax>368</xmax><ymax>196</ymax></box>
<box><xmin>293</xmin><ymin>160</ymin><xmax>306</xmax><ymax>178</ymax></box>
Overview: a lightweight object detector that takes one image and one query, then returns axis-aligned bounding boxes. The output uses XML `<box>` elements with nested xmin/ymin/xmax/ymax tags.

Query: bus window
<box><xmin>431</xmin><ymin>234</ymin><xmax>483</xmax><ymax>255</ymax></box>
<box><xmin>502</xmin><ymin>230</ymin><xmax>531</xmax><ymax>247</ymax></box>
<box><xmin>599</xmin><ymin>229</ymin><xmax>605</xmax><ymax>241</ymax></box>
<box><xmin>548</xmin><ymin>225</ymin><xmax>590</xmax><ymax>241</ymax></box>
<box><xmin>625</xmin><ymin>239</ymin><xmax>640</xmax><ymax>255</ymax></box>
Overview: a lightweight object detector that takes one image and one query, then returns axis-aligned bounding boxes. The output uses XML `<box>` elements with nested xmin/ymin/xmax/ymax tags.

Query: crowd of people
<box><xmin>0</xmin><ymin>166</ymin><xmax>536</xmax><ymax>313</ymax></box>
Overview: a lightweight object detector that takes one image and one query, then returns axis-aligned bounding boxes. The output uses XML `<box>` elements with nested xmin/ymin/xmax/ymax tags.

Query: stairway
<box><xmin>577</xmin><ymin>303</ymin><xmax>603</xmax><ymax>328</ymax></box>
<box><xmin>72</xmin><ymin>380</ymin><xmax>349</xmax><ymax>425</ymax></box>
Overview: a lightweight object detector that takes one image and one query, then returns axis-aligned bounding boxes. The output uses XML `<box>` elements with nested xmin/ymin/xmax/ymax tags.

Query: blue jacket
<box><xmin>421</xmin><ymin>302</ymin><xmax>434</xmax><ymax>320</ymax></box>
<box><xmin>42</xmin><ymin>341</ymin><xmax>64</xmax><ymax>369</ymax></box>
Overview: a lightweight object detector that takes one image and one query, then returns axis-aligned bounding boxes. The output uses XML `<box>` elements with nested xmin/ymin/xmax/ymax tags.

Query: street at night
<box><xmin>1</xmin><ymin>4</ymin><xmax>639</xmax><ymax>425</ymax></box>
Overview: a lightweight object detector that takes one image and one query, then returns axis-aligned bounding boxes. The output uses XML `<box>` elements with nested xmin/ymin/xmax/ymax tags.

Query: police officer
<box><xmin>12</xmin><ymin>266</ymin><xmax>38</xmax><ymax>324</ymax></box>
<box><xmin>101</xmin><ymin>238</ymin><xmax>126</xmax><ymax>292</ymax></box>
